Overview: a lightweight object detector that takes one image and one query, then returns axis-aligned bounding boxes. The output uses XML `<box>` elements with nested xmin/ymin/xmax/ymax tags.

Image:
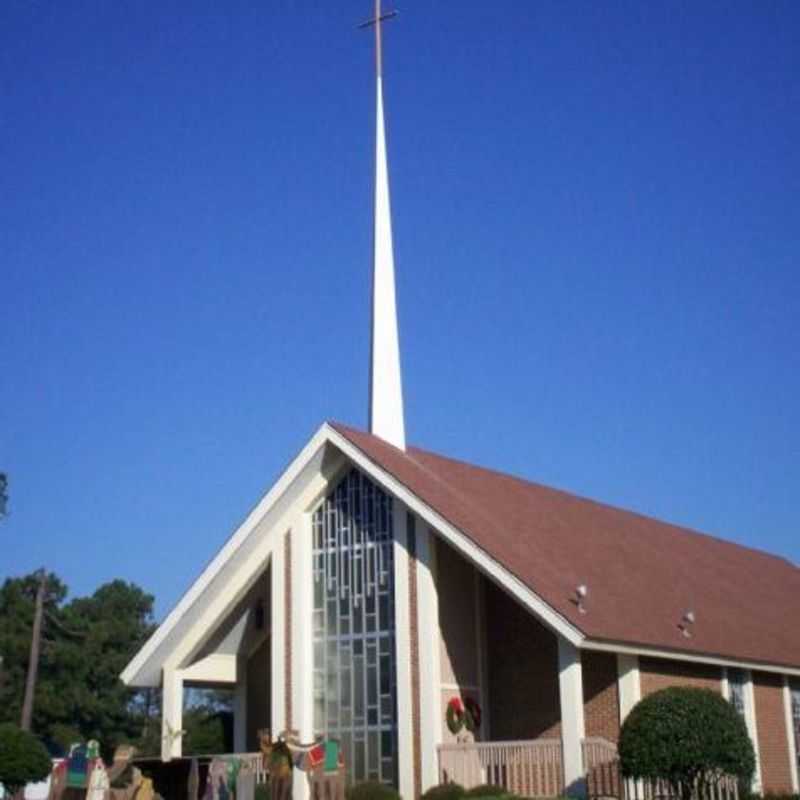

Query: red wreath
<box><xmin>446</xmin><ymin>697</ymin><xmax>466</xmax><ymax>734</ymax></box>
<box><xmin>464</xmin><ymin>696</ymin><xmax>482</xmax><ymax>732</ymax></box>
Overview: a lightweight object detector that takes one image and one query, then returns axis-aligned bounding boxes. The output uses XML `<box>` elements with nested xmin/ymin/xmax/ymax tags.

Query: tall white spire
<box><xmin>367</xmin><ymin>0</ymin><xmax>405</xmax><ymax>450</ymax></box>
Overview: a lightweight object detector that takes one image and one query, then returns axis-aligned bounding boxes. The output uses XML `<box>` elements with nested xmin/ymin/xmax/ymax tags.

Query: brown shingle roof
<box><xmin>331</xmin><ymin>421</ymin><xmax>800</xmax><ymax>670</ymax></box>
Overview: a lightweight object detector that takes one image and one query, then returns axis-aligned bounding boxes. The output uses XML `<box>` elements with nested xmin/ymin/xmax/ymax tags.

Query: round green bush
<box><xmin>619</xmin><ymin>687</ymin><xmax>755</xmax><ymax>800</ymax></box>
<box><xmin>0</xmin><ymin>723</ymin><xmax>52</xmax><ymax>795</ymax></box>
<box><xmin>464</xmin><ymin>786</ymin><xmax>509</xmax><ymax>798</ymax></box>
<box><xmin>346</xmin><ymin>780</ymin><xmax>402</xmax><ymax>800</ymax></box>
<box><xmin>421</xmin><ymin>782</ymin><xmax>466</xmax><ymax>800</ymax></box>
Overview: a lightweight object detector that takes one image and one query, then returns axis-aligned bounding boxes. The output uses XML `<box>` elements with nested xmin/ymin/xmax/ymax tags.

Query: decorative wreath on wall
<box><xmin>446</xmin><ymin>695</ymin><xmax>482</xmax><ymax>735</ymax></box>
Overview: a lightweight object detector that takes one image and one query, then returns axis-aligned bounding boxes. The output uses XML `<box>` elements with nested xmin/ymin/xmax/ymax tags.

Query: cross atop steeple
<box><xmin>360</xmin><ymin>1</ymin><xmax>405</xmax><ymax>451</ymax></box>
<box><xmin>358</xmin><ymin>1</ymin><xmax>398</xmax><ymax>78</ymax></box>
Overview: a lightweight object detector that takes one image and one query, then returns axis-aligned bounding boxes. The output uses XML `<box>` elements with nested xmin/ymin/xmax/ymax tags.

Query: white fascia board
<box><xmin>325</xmin><ymin>426</ymin><xmax>584</xmax><ymax>647</ymax></box>
<box><xmin>584</xmin><ymin>639</ymin><xmax>800</xmax><ymax>677</ymax></box>
<box><xmin>121</xmin><ymin>423</ymin><xmax>333</xmax><ymax>687</ymax></box>
<box><xmin>182</xmin><ymin>653</ymin><xmax>237</xmax><ymax>684</ymax></box>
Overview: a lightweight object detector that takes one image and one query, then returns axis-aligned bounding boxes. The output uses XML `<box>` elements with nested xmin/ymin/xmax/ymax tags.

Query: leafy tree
<box><xmin>0</xmin><ymin>572</ymin><xmax>67</xmax><ymax>730</ymax></box>
<box><xmin>619</xmin><ymin>687</ymin><xmax>755</xmax><ymax>800</ymax></box>
<box><xmin>0</xmin><ymin>574</ymin><xmax>156</xmax><ymax>757</ymax></box>
<box><xmin>0</xmin><ymin>723</ymin><xmax>52</xmax><ymax>796</ymax></box>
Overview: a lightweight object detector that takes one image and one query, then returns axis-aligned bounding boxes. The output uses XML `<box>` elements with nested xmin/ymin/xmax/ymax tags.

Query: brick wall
<box><xmin>486</xmin><ymin>581</ymin><xmax>561</xmax><ymax>740</ymax></box>
<box><xmin>753</xmin><ymin>671</ymin><xmax>794</xmax><ymax>793</ymax></box>
<box><xmin>639</xmin><ymin>656</ymin><xmax>722</xmax><ymax>696</ymax></box>
<box><xmin>582</xmin><ymin>651</ymin><xmax>620</xmax><ymax>742</ymax></box>
<box><xmin>437</xmin><ymin>539</ymin><xmax>480</xmax><ymax>688</ymax></box>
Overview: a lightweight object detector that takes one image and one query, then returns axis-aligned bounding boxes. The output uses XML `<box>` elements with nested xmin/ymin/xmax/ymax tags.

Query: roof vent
<box><xmin>678</xmin><ymin>609</ymin><xmax>695</xmax><ymax>638</ymax></box>
<box><xmin>572</xmin><ymin>584</ymin><xmax>588</xmax><ymax>614</ymax></box>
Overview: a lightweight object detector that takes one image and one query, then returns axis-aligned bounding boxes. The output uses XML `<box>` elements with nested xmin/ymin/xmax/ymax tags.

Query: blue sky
<box><xmin>2</xmin><ymin>1</ymin><xmax>798</xmax><ymax>619</ymax></box>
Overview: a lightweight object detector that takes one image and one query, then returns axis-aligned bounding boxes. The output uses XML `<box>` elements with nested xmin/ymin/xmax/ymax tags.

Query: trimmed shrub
<box><xmin>0</xmin><ymin>723</ymin><xmax>52</xmax><ymax>795</ymax></box>
<box><xmin>464</xmin><ymin>787</ymin><xmax>508</xmax><ymax>798</ymax></box>
<box><xmin>346</xmin><ymin>780</ymin><xmax>403</xmax><ymax>800</ymax></box>
<box><xmin>619</xmin><ymin>687</ymin><xmax>755</xmax><ymax>800</ymax></box>
<box><xmin>421</xmin><ymin>783</ymin><xmax>466</xmax><ymax>800</ymax></box>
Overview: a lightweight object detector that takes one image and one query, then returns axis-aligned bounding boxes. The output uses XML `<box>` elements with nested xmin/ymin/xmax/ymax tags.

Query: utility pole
<box><xmin>20</xmin><ymin>569</ymin><xmax>47</xmax><ymax>732</ymax></box>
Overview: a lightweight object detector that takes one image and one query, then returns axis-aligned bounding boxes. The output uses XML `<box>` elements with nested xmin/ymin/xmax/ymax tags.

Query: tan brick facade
<box><xmin>753</xmin><ymin>671</ymin><xmax>794</xmax><ymax>793</ymax></box>
<box><xmin>582</xmin><ymin>651</ymin><xmax>620</xmax><ymax>742</ymax></box>
<box><xmin>640</xmin><ymin>656</ymin><xmax>722</xmax><ymax>696</ymax></box>
<box><xmin>486</xmin><ymin>581</ymin><xmax>561</xmax><ymax>740</ymax></box>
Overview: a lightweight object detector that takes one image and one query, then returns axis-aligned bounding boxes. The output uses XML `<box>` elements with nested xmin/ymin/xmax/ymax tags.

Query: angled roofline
<box><xmin>123</xmin><ymin>421</ymin><xmax>800</xmax><ymax>687</ymax></box>
<box><xmin>122</xmin><ymin>422</ymin><xmax>586</xmax><ymax>687</ymax></box>
<box><xmin>121</xmin><ymin>422</ymin><xmax>333</xmax><ymax>686</ymax></box>
<box><xmin>325</xmin><ymin>424</ymin><xmax>586</xmax><ymax>647</ymax></box>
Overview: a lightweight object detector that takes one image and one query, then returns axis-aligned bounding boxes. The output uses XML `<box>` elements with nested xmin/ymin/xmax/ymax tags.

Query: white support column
<box><xmin>721</xmin><ymin>667</ymin><xmax>731</xmax><ymax>701</ymax></box>
<box><xmin>417</xmin><ymin>522</ymin><xmax>442</xmax><ymax>793</ymax></box>
<box><xmin>558</xmin><ymin>638</ymin><xmax>587</xmax><ymax>798</ymax></box>
<box><xmin>271</xmin><ymin>546</ymin><xmax>286</xmax><ymax>736</ymax></box>
<box><xmin>393</xmin><ymin>500</ymin><xmax>415</xmax><ymax>800</ymax></box>
<box><xmin>233</xmin><ymin>657</ymin><xmax>247</xmax><ymax>753</ymax></box>
<box><xmin>616</xmin><ymin>653</ymin><xmax>641</xmax><ymax>724</ymax></box>
<box><xmin>161</xmin><ymin>667</ymin><xmax>184</xmax><ymax>761</ymax></box>
<box><xmin>743</xmin><ymin>670</ymin><xmax>763</xmax><ymax>795</ymax></box>
<box><xmin>291</xmin><ymin>514</ymin><xmax>314</xmax><ymax>800</ymax></box>
<box><xmin>783</xmin><ymin>676</ymin><xmax>799</xmax><ymax>793</ymax></box>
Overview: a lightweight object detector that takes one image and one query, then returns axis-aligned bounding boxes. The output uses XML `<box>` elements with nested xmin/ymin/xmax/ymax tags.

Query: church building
<box><xmin>121</xmin><ymin>6</ymin><xmax>800</xmax><ymax>798</ymax></box>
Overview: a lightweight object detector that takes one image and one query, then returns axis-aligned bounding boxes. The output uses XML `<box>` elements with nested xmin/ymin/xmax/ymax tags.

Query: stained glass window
<box><xmin>312</xmin><ymin>469</ymin><xmax>397</xmax><ymax>785</ymax></box>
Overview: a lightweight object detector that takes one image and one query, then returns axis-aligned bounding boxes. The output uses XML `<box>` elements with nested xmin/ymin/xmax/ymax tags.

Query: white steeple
<box><xmin>366</xmin><ymin>0</ymin><xmax>405</xmax><ymax>450</ymax></box>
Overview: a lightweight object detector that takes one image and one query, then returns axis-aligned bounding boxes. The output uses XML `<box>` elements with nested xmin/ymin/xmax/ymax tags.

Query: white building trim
<box><xmin>616</xmin><ymin>653</ymin><xmax>641</xmax><ymax>723</ymax></box>
<box><xmin>161</xmin><ymin>667</ymin><xmax>184</xmax><ymax>761</ymax></box>
<box><xmin>558</xmin><ymin>638</ymin><xmax>586</xmax><ymax>798</ymax></box>
<box><xmin>292</xmin><ymin>513</ymin><xmax>314</xmax><ymax>741</ymax></box>
<box><xmin>721</xmin><ymin>667</ymin><xmax>731</xmax><ymax>701</ymax></box>
<box><xmin>584</xmin><ymin>639</ymin><xmax>800</xmax><ymax>678</ymax></box>
<box><xmin>417</xmin><ymin>521</ymin><xmax>442</xmax><ymax>792</ymax></box>
<box><xmin>393</xmin><ymin>500</ymin><xmax>415</xmax><ymax>800</ymax></box>
<box><xmin>783</xmin><ymin>676</ymin><xmax>799</xmax><ymax>793</ymax></box>
<box><xmin>270</xmin><ymin>533</ymin><xmax>286</xmax><ymax>736</ymax></box>
<box><xmin>181</xmin><ymin>653</ymin><xmax>237</xmax><ymax>684</ymax></box>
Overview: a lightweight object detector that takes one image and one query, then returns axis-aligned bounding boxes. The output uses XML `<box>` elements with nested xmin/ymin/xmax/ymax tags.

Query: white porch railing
<box><xmin>582</xmin><ymin>737</ymin><xmax>741</xmax><ymax>800</ymax></box>
<box><xmin>438</xmin><ymin>738</ymin><xmax>741</xmax><ymax>800</ymax></box>
<box><xmin>437</xmin><ymin>739</ymin><xmax>564</xmax><ymax>798</ymax></box>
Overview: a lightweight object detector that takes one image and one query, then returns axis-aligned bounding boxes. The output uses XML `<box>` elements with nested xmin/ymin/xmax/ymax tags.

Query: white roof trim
<box><xmin>583</xmin><ymin>639</ymin><xmax>800</xmax><ymax>677</ymax></box>
<box><xmin>120</xmin><ymin>423</ymin><xmax>332</xmax><ymax>686</ymax></box>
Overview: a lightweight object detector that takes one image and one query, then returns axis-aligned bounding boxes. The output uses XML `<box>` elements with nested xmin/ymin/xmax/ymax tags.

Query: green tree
<box><xmin>0</xmin><ymin>573</ymin><xmax>67</xmax><ymax>731</ymax></box>
<box><xmin>0</xmin><ymin>574</ymin><xmax>156</xmax><ymax>756</ymax></box>
<box><xmin>619</xmin><ymin>687</ymin><xmax>755</xmax><ymax>800</ymax></box>
<box><xmin>0</xmin><ymin>723</ymin><xmax>52</xmax><ymax>796</ymax></box>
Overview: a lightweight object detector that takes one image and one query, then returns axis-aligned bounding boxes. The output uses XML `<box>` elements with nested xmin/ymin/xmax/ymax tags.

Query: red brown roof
<box><xmin>331</xmin><ymin>421</ymin><xmax>800</xmax><ymax>671</ymax></box>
